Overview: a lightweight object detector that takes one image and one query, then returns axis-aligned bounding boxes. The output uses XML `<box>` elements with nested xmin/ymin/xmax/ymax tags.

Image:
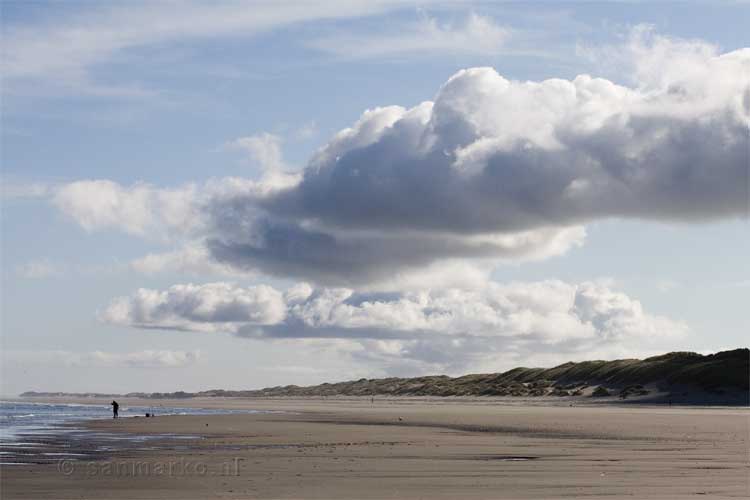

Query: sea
<box><xmin>0</xmin><ymin>400</ymin><xmax>270</xmax><ymax>465</ymax></box>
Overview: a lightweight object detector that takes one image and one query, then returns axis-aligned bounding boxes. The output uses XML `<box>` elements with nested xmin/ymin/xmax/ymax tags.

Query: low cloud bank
<box><xmin>4</xmin><ymin>349</ymin><xmax>200</xmax><ymax>368</ymax></box>
<box><xmin>102</xmin><ymin>280</ymin><xmax>687</xmax><ymax>373</ymax></box>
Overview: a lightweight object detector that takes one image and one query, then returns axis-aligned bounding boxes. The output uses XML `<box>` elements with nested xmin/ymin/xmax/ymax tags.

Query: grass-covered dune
<box><xmin>22</xmin><ymin>349</ymin><xmax>748</xmax><ymax>403</ymax></box>
<box><xmin>215</xmin><ymin>348</ymin><xmax>747</xmax><ymax>399</ymax></box>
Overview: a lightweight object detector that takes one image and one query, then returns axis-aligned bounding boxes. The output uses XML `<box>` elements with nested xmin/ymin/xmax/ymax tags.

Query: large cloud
<box><xmin>102</xmin><ymin>280</ymin><xmax>687</xmax><ymax>373</ymax></box>
<box><xmin>51</xmin><ymin>31</ymin><xmax>749</xmax><ymax>284</ymax></box>
<box><xmin>206</xmin><ymin>32</ymin><xmax>750</xmax><ymax>283</ymax></box>
<box><xmin>256</xmin><ymin>39</ymin><xmax>748</xmax><ymax>234</ymax></box>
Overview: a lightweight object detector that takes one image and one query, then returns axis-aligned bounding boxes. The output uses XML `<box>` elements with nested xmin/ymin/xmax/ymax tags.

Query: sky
<box><xmin>1</xmin><ymin>1</ymin><xmax>748</xmax><ymax>396</ymax></box>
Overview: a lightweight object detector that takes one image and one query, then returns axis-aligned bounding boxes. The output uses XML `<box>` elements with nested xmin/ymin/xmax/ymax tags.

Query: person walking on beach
<box><xmin>111</xmin><ymin>400</ymin><xmax>119</xmax><ymax>419</ymax></box>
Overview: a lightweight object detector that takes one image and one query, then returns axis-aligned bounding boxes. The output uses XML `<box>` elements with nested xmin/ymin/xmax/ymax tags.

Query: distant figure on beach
<box><xmin>111</xmin><ymin>400</ymin><xmax>119</xmax><ymax>419</ymax></box>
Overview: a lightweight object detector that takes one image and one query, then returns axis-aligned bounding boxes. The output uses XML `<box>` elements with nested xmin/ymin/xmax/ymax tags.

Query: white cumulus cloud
<box><xmin>101</xmin><ymin>282</ymin><xmax>287</xmax><ymax>333</ymax></box>
<box><xmin>52</xmin><ymin>180</ymin><xmax>202</xmax><ymax>238</ymax></box>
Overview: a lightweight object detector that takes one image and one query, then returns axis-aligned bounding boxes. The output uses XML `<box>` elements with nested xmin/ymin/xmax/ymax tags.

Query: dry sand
<box><xmin>1</xmin><ymin>397</ymin><xmax>748</xmax><ymax>499</ymax></box>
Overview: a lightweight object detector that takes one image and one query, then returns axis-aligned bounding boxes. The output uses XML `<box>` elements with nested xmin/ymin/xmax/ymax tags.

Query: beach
<box><xmin>1</xmin><ymin>397</ymin><xmax>748</xmax><ymax>499</ymax></box>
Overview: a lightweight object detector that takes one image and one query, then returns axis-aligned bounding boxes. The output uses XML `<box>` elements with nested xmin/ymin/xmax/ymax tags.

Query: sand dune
<box><xmin>21</xmin><ymin>349</ymin><xmax>749</xmax><ymax>404</ymax></box>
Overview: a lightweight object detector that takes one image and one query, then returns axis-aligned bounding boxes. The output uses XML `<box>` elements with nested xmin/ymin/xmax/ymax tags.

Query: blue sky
<box><xmin>1</xmin><ymin>1</ymin><xmax>748</xmax><ymax>395</ymax></box>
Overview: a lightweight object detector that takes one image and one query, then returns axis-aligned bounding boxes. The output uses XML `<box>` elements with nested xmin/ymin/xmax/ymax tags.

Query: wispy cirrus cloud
<box><xmin>0</xmin><ymin>0</ymin><xmax>404</xmax><ymax>97</ymax></box>
<box><xmin>307</xmin><ymin>12</ymin><xmax>511</xmax><ymax>59</ymax></box>
<box><xmin>17</xmin><ymin>258</ymin><xmax>61</xmax><ymax>279</ymax></box>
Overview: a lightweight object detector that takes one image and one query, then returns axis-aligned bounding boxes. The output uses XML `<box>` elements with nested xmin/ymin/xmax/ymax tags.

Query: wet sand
<box><xmin>1</xmin><ymin>397</ymin><xmax>748</xmax><ymax>499</ymax></box>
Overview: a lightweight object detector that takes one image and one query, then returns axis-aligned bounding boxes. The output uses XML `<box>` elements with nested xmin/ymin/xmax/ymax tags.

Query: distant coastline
<box><xmin>19</xmin><ymin>349</ymin><xmax>748</xmax><ymax>405</ymax></box>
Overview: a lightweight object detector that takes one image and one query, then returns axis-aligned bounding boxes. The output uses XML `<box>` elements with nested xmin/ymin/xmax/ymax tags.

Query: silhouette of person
<box><xmin>111</xmin><ymin>400</ymin><xmax>119</xmax><ymax>419</ymax></box>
